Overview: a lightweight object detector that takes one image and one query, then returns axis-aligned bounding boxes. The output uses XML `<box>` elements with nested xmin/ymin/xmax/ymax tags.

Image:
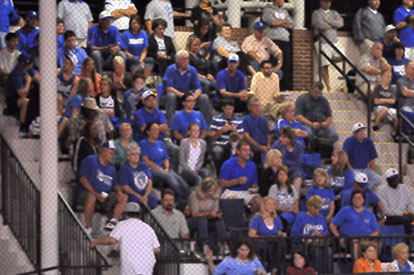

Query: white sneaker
<box><xmin>104</xmin><ymin>219</ymin><xmax>118</xmax><ymax>231</ymax></box>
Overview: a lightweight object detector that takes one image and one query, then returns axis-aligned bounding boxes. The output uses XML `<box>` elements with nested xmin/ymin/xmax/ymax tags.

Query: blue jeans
<box><xmin>192</xmin><ymin>217</ymin><xmax>228</xmax><ymax>240</ymax></box>
<box><xmin>180</xmin><ymin>168</ymin><xmax>209</xmax><ymax>187</ymax></box>
<box><xmin>199</xmin><ymin>77</ymin><xmax>216</xmax><ymax>97</ymax></box>
<box><xmin>303</xmin><ymin>125</ymin><xmax>339</xmax><ymax>143</ymax></box>
<box><xmin>161</xmin><ymin>92</ymin><xmax>212</xmax><ymax>125</ymax></box>
<box><xmin>126</xmin><ymin>56</ymin><xmax>154</xmax><ymax>73</ymax></box>
<box><xmin>91</xmin><ymin>50</ymin><xmax>126</xmax><ymax>75</ymax></box>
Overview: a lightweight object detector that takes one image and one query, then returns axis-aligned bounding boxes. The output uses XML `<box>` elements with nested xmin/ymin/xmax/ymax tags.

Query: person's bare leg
<box><xmin>293</xmin><ymin>177</ymin><xmax>302</xmax><ymax>198</ymax></box>
<box><xmin>57</xmin><ymin>117</ymin><xmax>69</xmax><ymax>138</ymax></box>
<box><xmin>112</xmin><ymin>193</ymin><xmax>127</xmax><ymax>220</ymax></box>
<box><xmin>321</xmin><ymin>66</ymin><xmax>331</xmax><ymax>92</ymax></box>
<box><xmin>17</xmin><ymin>98</ymin><xmax>30</xmax><ymax>124</ymax></box>
<box><xmin>392</xmin><ymin>115</ymin><xmax>399</xmax><ymax>133</ymax></box>
<box><xmin>84</xmin><ymin>193</ymin><xmax>96</xmax><ymax>229</ymax></box>
<box><xmin>57</xmin><ymin>94</ymin><xmax>64</xmax><ymax>116</ymax></box>
<box><xmin>373</xmin><ymin>107</ymin><xmax>388</xmax><ymax>128</ymax></box>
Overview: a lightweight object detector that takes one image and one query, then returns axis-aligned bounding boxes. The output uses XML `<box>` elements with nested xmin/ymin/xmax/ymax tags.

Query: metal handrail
<box><xmin>317</xmin><ymin>32</ymin><xmax>372</xmax><ymax>137</ymax></box>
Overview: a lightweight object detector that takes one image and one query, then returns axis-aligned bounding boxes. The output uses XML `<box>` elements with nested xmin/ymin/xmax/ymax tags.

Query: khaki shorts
<box><xmin>374</xmin><ymin>105</ymin><xmax>397</xmax><ymax>121</ymax></box>
<box><xmin>78</xmin><ymin>190</ymin><xmax>118</xmax><ymax>213</ymax></box>
<box><xmin>315</xmin><ymin>41</ymin><xmax>344</xmax><ymax>67</ymax></box>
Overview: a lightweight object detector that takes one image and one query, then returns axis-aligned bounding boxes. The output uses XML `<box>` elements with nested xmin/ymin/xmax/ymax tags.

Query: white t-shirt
<box><xmin>110</xmin><ymin>218</ymin><xmax>160</xmax><ymax>275</ymax></box>
<box><xmin>98</xmin><ymin>95</ymin><xmax>115</xmax><ymax>112</ymax></box>
<box><xmin>0</xmin><ymin>48</ymin><xmax>20</xmax><ymax>74</ymax></box>
<box><xmin>154</xmin><ymin>36</ymin><xmax>166</xmax><ymax>55</ymax></box>
<box><xmin>104</xmin><ymin>0</ymin><xmax>137</xmax><ymax>31</ymax></box>
<box><xmin>187</xmin><ymin>140</ymin><xmax>201</xmax><ymax>171</ymax></box>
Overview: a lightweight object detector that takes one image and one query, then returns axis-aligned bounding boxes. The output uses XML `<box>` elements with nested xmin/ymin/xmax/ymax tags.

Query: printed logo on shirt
<box><xmin>97</xmin><ymin>169</ymin><xmax>113</xmax><ymax>186</ymax></box>
<box><xmin>129</xmin><ymin>38</ymin><xmax>144</xmax><ymax>45</ymax></box>
<box><xmin>158</xmin><ymin>148</ymin><xmax>163</xmax><ymax>152</ymax></box>
<box><xmin>364</xmin><ymin>218</ymin><xmax>370</xmax><ymax>224</ymax></box>
<box><xmin>274</xmin><ymin>12</ymin><xmax>286</xmax><ymax>20</ymax></box>
<box><xmin>303</xmin><ymin>224</ymin><xmax>324</xmax><ymax>235</ymax></box>
<box><xmin>276</xmin><ymin>193</ymin><xmax>295</xmax><ymax>208</ymax></box>
<box><xmin>133</xmin><ymin>171</ymin><xmax>148</xmax><ymax>191</ymax></box>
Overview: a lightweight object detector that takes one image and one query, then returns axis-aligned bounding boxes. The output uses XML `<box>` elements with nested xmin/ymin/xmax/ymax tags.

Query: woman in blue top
<box><xmin>121</xmin><ymin>15</ymin><xmax>153</xmax><ymax>75</ymax></box>
<box><xmin>306</xmin><ymin>168</ymin><xmax>335</xmax><ymax>222</ymax></box>
<box><xmin>275</xmin><ymin>102</ymin><xmax>308</xmax><ymax>149</ymax></box>
<box><xmin>118</xmin><ymin>143</ymin><xmax>157</xmax><ymax>209</ymax></box>
<box><xmin>249</xmin><ymin>196</ymin><xmax>286</xmax><ymax>274</ymax></box>
<box><xmin>139</xmin><ymin>123</ymin><xmax>190</xmax><ymax>210</ymax></box>
<box><xmin>386</xmin><ymin>42</ymin><xmax>410</xmax><ymax>84</ymax></box>
<box><xmin>206</xmin><ymin>239</ymin><xmax>267</xmax><ymax>275</ymax></box>
<box><xmin>327</xmin><ymin>150</ymin><xmax>354</xmax><ymax>198</ymax></box>
<box><xmin>271</xmin><ymin>126</ymin><xmax>303</xmax><ymax>198</ymax></box>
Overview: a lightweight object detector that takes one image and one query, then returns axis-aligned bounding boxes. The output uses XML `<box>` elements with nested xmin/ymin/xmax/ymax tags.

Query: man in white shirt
<box><xmin>103</xmin><ymin>0</ymin><xmax>137</xmax><ymax>31</ymax></box>
<box><xmin>91</xmin><ymin>202</ymin><xmax>161</xmax><ymax>275</ymax></box>
<box><xmin>0</xmin><ymin>32</ymin><xmax>20</xmax><ymax>82</ymax></box>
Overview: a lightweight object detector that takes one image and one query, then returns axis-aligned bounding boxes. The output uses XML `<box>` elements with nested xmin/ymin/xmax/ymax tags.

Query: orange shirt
<box><xmin>78</xmin><ymin>74</ymin><xmax>101</xmax><ymax>96</ymax></box>
<box><xmin>353</xmin><ymin>258</ymin><xmax>382</xmax><ymax>273</ymax></box>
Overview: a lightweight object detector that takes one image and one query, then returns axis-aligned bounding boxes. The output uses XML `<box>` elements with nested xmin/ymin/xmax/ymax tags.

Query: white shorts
<box><xmin>405</xmin><ymin>47</ymin><xmax>414</xmax><ymax>61</ymax></box>
<box><xmin>374</xmin><ymin>105</ymin><xmax>397</xmax><ymax>121</ymax></box>
<box><xmin>220</xmin><ymin>189</ymin><xmax>258</xmax><ymax>204</ymax></box>
<box><xmin>314</xmin><ymin>41</ymin><xmax>344</xmax><ymax>67</ymax></box>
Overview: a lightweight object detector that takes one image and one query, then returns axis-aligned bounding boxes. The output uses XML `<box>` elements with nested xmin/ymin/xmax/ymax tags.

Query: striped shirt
<box><xmin>210</xmin><ymin>113</ymin><xmax>244</xmax><ymax>145</ymax></box>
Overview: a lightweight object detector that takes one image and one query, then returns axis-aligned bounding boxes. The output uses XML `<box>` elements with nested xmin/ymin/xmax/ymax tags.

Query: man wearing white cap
<box><xmin>88</xmin><ymin>11</ymin><xmax>126</xmax><ymax>74</ymax></box>
<box><xmin>343</xmin><ymin>123</ymin><xmax>381</xmax><ymax>189</ymax></box>
<box><xmin>91</xmin><ymin>202</ymin><xmax>160</xmax><ymax>275</ymax></box>
<box><xmin>378</xmin><ymin>168</ymin><xmax>414</xmax><ymax>234</ymax></box>
<box><xmin>378</xmin><ymin>25</ymin><xmax>399</xmax><ymax>60</ymax></box>
<box><xmin>394</xmin><ymin>0</ymin><xmax>414</xmax><ymax>60</ymax></box>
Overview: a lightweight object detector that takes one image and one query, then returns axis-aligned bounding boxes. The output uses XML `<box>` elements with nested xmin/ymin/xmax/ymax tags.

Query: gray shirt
<box><xmin>262</xmin><ymin>4</ymin><xmax>293</xmax><ymax>42</ymax></box>
<box><xmin>151</xmin><ymin>206</ymin><xmax>189</xmax><ymax>239</ymax></box>
<box><xmin>378</xmin><ymin>184</ymin><xmax>414</xmax><ymax>216</ymax></box>
<box><xmin>57</xmin><ymin>0</ymin><xmax>93</xmax><ymax>40</ymax></box>
<box><xmin>352</xmin><ymin>7</ymin><xmax>385</xmax><ymax>44</ymax></box>
<box><xmin>312</xmin><ymin>8</ymin><xmax>344</xmax><ymax>44</ymax></box>
<box><xmin>356</xmin><ymin>53</ymin><xmax>387</xmax><ymax>87</ymax></box>
<box><xmin>212</xmin><ymin>36</ymin><xmax>240</xmax><ymax>52</ymax></box>
<box><xmin>373</xmin><ymin>83</ymin><xmax>396</xmax><ymax>108</ymax></box>
<box><xmin>145</xmin><ymin>0</ymin><xmax>175</xmax><ymax>38</ymax></box>
<box><xmin>397</xmin><ymin>75</ymin><xmax>414</xmax><ymax>109</ymax></box>
<box><xmin>295</xmin><ymin>93</ymin><xmax>332</xmax><ymax>123</ymax></box>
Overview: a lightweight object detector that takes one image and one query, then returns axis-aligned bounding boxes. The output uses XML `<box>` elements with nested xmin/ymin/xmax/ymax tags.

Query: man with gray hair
<box><xmin>397</xmin><ymin>60</ymin><xmax>414</xmax><ymax>112</ymax></box>
<box><xmin>295</xmin><ymin>81</ymin><xmax>339</xmax><ymax>143</ymax></box>
<box><xmin>162</xmin><ymin>50</ymin><xmax>212</xmax><ymax>125</ymax></box>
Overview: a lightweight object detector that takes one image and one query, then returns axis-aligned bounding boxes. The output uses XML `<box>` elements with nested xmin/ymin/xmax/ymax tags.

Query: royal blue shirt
<box><xmin>271</xmin><ymin>140</ymin><xmax>303</xmax><ymax>173</ymax></box>
<box><xmin>394</xmin><ymin>6</ymin><xmax>414</xmax><ymax>47</ymax></box>
<box><xmin>17</xmin><ymin>27</ymin><xmax>39</xmax><ymax>55</ymax></box>
<box><xmin>121</xmin><ymin>30</ymin><xmax>149</xmax><ymax>58</ymax></box>
<box><xmin>171</xmin><ymin>110</ymin><xmax>208</xmax><ymax>138</ymax></box>
<box><xmin>163</xmin><ymin>64</ymin><xmax>202</xmax><ymax>93</ymax></box>
<box><xmin>213</xmin><ymin>256</ymin><xmax>265</xmax><ymax>275</ymax></box>
<box><xmin>387</xmin><ymin>57</ymin><xmax>410</xmax><ymax>84</ymax></box>
<box><xmin>306</xmin><ymin>187</ymin><xmax>336</xmax><ymax>217</ymax></box>
<box><xmin>275</xmin><ymin>118</ymin><xmax>306</xmax><ymax>148</ymax></box>
<box><xmin>243</xmin><ymin>114</ymin><xmax>269</xmax><ymax>146</ymax></box>
<box><xmin>343</xmin><ymin>136</ymin><xmax>378</xmax><ymax>169</ymax></box>
<box><xmin>78</xmin><ymin>154</ymin><xmax>118</xmax><ymax>193</ymax></box>
<box><xmin>332</xmin><ymin>206</ymin><xmax>379</xmax><ymax>236</ymax></box>
<box><xmin>133</xmin><ymin>107</ymin><xmax>167</xmax><ymax>142</ymax></box>
<box><xmin>64</xmin><ymin>94</ymin><xmax>83</xmax><ymax>118</ymax></box>
<box><xmin>215</xmin><ymin>69</ymin><xmax>246</xmax><ymax>100</ymax></box>
<box><xmin>6</xmin><ymin>67</ymin><xmax>36</xmax><ymax>99</ymax></box>
<box><xmin>219</xmin><ymin>157</ymin><xmax>258</xmax><ymax>191</ymax></box>
<box><xmin>139</xmin><ymin>139</ymin><xmax>169</xmax><ymax>168</ymax></box>
<box><xmin>57</xmin><ymin>46</ymin><xmax>88</xmax><ymax>74</ymax></box>
<box><xmin>249</xmin><ymin>214</ymin><xmax>283</xmax><ymax>237</ymax></box>
<box><xmin>291</xmin><ymin>211</ymin><xmax>329</xmax><ymax>237</ymax></box>
<box><xmin>88</xmin><ymin>25</ymin><xmax>121</xmax><ymax>48</ymax></box>
<box><xmin>0</xmin><ymin>0</ymin><xmax>20</xmax><ymax>33</ymax></box>
<box><xmin>118</xmin><ymin>161</ymin><xmax>152</xmax><ymax>200</ymax></box>
<box><xmin>341</xmin><ymin>187</ymin><xmax>380</xmax><ymax>208</ymax></box>
<box><xmin>327</xmin><ymin>167</ymin><xmax>354</xmax><ymax>195</ymax></box>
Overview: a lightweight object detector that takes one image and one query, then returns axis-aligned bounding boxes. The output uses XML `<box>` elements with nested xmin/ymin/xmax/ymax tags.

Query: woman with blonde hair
<box><xmin>188</xmin><ymin>177</ymin><xmax>227</xmax><ymax>251</ymax></box>
<box><xmin>327</xmin><ymin>150</ymin><xmax>354</xmax><ymax>199</ymax></box>
<box><xmin>259</xmin><ymin>149</ymin><xmax>283</xmax><ymax>197</ymax></box>
<box><xmin>306</xmin><ymin>168</ymin><xmax>335</xmax><ymax>221</ymax></box>
<box><xmin>384</xmin><ymin>243</ymin><xmax>414</xmax><ymax>272</ymax></box>
<box><xmin>275</xmin><ymin>102</ymin><xmax>308</xmax><ymax>148</ymax></box>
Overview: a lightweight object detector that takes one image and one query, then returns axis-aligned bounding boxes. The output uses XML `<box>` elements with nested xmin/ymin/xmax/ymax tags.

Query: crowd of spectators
<box><xmin>2</xmin><ymin>0</ymin><xmax>414</xmax><ymax>274</ymax></box>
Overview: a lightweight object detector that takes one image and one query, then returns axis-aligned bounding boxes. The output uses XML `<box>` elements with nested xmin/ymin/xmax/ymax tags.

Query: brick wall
<box><xmin>292</xmin><ymin>29</ymin><xmax>314</xmax><ymax>91</ymax></box>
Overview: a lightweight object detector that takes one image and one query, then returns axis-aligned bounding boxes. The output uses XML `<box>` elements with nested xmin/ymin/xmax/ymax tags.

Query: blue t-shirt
<box><xmin>57</xmin><ymin>35</ymin><xmax>65</xmax><ymax>50</ymax></box>
<box><xmin>121</xmin><ymin>30</ymin><xmax>149</xmax><ymax>58</ymax></box>
<box><xmin>78</xmin><ymin>154</ymin><xmax>118</xmax><ymax>193</ymax></box>
<box><xmin>171</xmin><ymin>110</ymin><xmax>208</xmax><ymax>138</ymax></box>
<box><xmin>5</xmin><ymin>67</ymin><xmax>36</xmax><ymax>99</ymax></box>
<box><xmin>332</xmin><ymin>206</ymin><xmax>379</xmax><ymax>236</ymax></box>
<box><xmin>219</xmin><ymin>157</ymin><xmax>258</xmax><ymax>191</ymax></box>
<box><xmin>387</xmin><ymin>57</ymin><xmax>410</xmax><ymax>85</ymax></box>
<box><xmin>88</xmin><ymin>25</ymin><xmax>121</xmax><ymax>48</ymax></box>
<box><xmin>57</xmin><ymin>46</ymin><xmax>88</xmax><ymax>75</ymax></box>
<box><xmin>0</xmin><ymin>0</ymin><xmax>20</xmax><ymax>33</ymax></box>
<box><xmin>163</xmin><ymin>64</ymin><xmax>202</xmax><ymax>94</ymax></box>
<box><xmin>291</xmin><ymin>211</ymin><xmax>329</xmax><ymax>237</ymax></box>
<box><xmin>209</xmin><ymin>113</ymin><xmax>244</xmax><ymax>145</ymax></box>
<box><xmin>139</xmin><ymin>139</ymin><xmax>169</xmax><ymax>168</ymax></box>
<box><xmin>394</xmin><ymin>6</ymin><xmax>414</xmax><ymax>47</ymax></box>
<box><xmin>306</xmin><ymin>186</ymin><xmax>335</xmax><ymax>217</ymax></box>
<box><xmin>327</xmin><ymin>167</ymin><xmax>354</xmax><ymax>195</ymax></box>
<box><xmin>133</xmin><ymin>107</ymin><xmax>167</xmax><ymax>142</ymax></box>
<box><xmin>118</xmin><ymin>161</ymin><xmax>152</xmax><ymax>200</ymax></box>
<box><xmin>249</xmin><ymin>214</ymin><xmax>283</xmax><ymax>237</ymax></box>
<box><xmin>17</xmin><ymin>27</ymin><xmax>39</xmax><ymax>55</ymax></box>
<box><xmin>64</xmin><ymin>94</ymin><xmax>83</xmax><ymax>118</ymax></box>
<box><xmin>214</xmin><ymin>256</ymin><xmax>265</xmax><ymax>275</ymax></box>
<box><xmin>215</xmin><ymin>69</ymin><xmax>246</xmax><ymax>100</ymax></box>
<box><xmin>275</xmin><ymin>118</ymin><xmax>306</xmax><ymax>148</ymax></box>
<box><xmin>343</xmin><ymin>136</ymin><xmax>378</xmax><ymax>169</ymax></box>
<box><xmin>271</xmin><ymin>140</ymin><xmax>303</xmax><ymax>173</ymax></box>
<box><xmin>340</xmin><ymin>188</ymin><xmax>380</xmax><ymax>208</ymax></box>
<box><xmin>242</xmin><ymin>114</ymin><xmax>269</xmax><ymax>146</ymax></box>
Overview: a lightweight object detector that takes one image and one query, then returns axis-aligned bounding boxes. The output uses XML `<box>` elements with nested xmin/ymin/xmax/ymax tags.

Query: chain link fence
<box><xmin>0</xmin><ymin>0</ymin><xmax>414</xmax><ymax>274</ymax></box>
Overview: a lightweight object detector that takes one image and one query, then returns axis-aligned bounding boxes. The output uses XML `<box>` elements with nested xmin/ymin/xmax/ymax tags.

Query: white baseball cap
<box><xmin>352</xmin><ymin>122</ymin><xmax>366</xmax><ymax>133</ymax></box>
<box><xmin>385</xmin><ymin>168</ymin><xmax>398</xmax><ymax>179</ymax></box>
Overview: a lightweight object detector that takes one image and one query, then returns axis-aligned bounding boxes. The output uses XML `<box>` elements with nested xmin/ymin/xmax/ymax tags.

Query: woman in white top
<box><xmin>179</xmin><ymin>124</ymin><xmax>208</xmax><ymax>187</ymax></box>
<box><xmin>384</xmin><ymin>243</ymin><xmax>414</xmax><ymax>272</ymax></box>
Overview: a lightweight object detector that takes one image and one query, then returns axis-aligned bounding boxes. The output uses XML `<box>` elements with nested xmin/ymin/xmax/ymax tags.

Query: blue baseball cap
<box><xmin>254</xmin><ymin>22</ymin><xmax>266</xmax><ymax>30</ymax></box>
<box><xmin>17</xmin><ymin>53</ymin><xmax>33</xmax><ymax>65</ymax></box>
<box><xmin>101</xmin><ymin>140</ymin><xmax>117</xmax><ymax>151</ymax></box>
<box><xmin>26</xmin><ymin>10</ymin><xmax>38</xmax><ymax>19</ymax></box>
